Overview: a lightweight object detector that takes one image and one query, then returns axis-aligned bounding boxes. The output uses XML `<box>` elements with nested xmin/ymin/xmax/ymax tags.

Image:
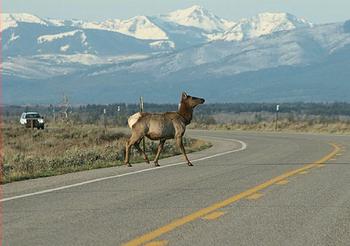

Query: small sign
<box><xmin>103</xmin><ymin>108</ymin><xmax>106</xmax><ymax>114</ymax></box>
<box><xmin>117</xmin><ymin>106</ymin><xmax>120</xmax><ymax>112</ymax></box>
<box><xmin>276</xmin><ymin>105</ymin><xmax>280</xmax><ymax>112</ymax></box>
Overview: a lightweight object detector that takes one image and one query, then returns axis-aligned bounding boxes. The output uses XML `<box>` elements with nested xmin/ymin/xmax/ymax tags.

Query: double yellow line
<box><xmin>123</xmin><ymin>143</ymin><xmax>341</xmax><ymax>246</ymax></box>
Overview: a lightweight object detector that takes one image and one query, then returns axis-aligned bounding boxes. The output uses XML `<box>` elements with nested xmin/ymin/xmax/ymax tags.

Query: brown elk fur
<box><xmin>124</xmin><ymin>92</ymin><xmax>205</xmax><ymax>167</ymax></box>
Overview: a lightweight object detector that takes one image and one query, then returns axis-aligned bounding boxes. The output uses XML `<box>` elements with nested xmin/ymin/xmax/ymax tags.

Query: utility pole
<box><xmin>275</xmin><ymin>104</ymin><xmax>280</xmax><ymax>131</ymax></box>
<box><xmin>140</xmin><ymin>96</ymin><xmax>145</xmax><ymax>152</ymax></box>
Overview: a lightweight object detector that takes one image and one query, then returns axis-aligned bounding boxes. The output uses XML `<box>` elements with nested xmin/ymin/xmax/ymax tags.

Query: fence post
<box><xmin>275</xmin><ymin>104</ymin><xmax>280</xmax><ymax>131</ymax></box>
<box><xmin>140</xmin><ymin>97</ymin><xmax>145</xmax><ymax>152</ymax></box>
<box><xmin>30</xmin><ymin>119</ymin><xmax>34</xmax><ymax>130</ymax></box>
<box><xmin>53</xmin><ymin>108</ymin><xmax>56</xmax><ymax>123</ymax></box>
<box><xmin>103</xmin><ymin>108</ymin><xmax>107</xmax><ymax>130</ymax></box>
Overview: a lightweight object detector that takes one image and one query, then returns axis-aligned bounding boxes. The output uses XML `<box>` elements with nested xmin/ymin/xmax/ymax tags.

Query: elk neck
<box><xmin>178</xmin><ymin>102</ymin><xmax>193</xmax><ymax>125</ymax></box>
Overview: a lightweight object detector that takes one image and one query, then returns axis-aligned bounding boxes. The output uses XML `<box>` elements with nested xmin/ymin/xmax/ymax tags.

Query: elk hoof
<box><xmin>145</xmin><ymin>159</ymin><xmax>150</xmax><ymax>164</ymax></box>
<box><xmin>154</xmin><ymin>163</ymin><xmax>160</xmax><ymax>167</ymax></box>
<box><xmin>187</xmin><ymin>162</ymin><xmax>194</xmax><ymax>166</ymax></box>
<box><xmin>126</xmin><ymin>163</ymin><xmax>132</xmax><ymax>167</ymax></box>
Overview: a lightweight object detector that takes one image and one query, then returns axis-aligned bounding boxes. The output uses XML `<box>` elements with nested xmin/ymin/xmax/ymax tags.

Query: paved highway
<box><xmin>2</xmin><ymin>130</ymin><xmax>350</xmax><ymax>245</ymax></box>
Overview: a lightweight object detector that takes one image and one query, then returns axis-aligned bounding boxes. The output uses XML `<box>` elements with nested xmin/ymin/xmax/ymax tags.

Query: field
<box><xmin>4</xmin><ymin>102</ymin><xmax>350</xmax><ymax>183</ymax></box>
<box><xmin>2</xmin><ymin>123</ymin><xmax>211</xmax><ymax>183</ymax></box>
<box><xmin>191</xmin><ymin>119</ymin><xmax>350</xmax><ymax>134</ymax></box>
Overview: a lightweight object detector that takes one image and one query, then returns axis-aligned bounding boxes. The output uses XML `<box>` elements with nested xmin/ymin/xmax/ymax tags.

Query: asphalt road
<box><xmin>2</xmin><ymin>130</ymin><xmax>350</xmax><ymax>246</ymax></box>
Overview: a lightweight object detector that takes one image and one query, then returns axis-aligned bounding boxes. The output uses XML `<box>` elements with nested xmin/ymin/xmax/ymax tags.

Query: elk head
<box><xmin>180</xmin><ymin>92</ymin><xmax>205</xmax><ymax>109</ymax></box>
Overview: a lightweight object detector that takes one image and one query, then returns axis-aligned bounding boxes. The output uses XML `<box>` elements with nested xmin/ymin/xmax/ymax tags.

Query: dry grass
<box><xmin>2</xmin><ymin>123</ymin><xmax>211</xmax><ymax>183</ymax></box>
<box><xmin>191</xmin><ymin>119</ymin><xmax>350</xmax><ymax>134</ymax></box>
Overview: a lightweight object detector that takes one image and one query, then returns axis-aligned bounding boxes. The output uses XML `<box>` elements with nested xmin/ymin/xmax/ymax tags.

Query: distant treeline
<box><xmin>194</xmin><ymin>102</ymin><xmax>350</xmax><ymax>116</ymax></box>
<box><xmin>5</xmin><ymin>102</ymin><xmax>350</xmax><ymax>115</ymax></box>
<box><xmin>3</xmin><ymin>102</ymin><xmax>350</xmax><ymax>125</ymax></box>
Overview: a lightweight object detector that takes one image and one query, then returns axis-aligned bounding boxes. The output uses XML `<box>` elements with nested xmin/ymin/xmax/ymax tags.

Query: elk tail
<box><xmin>128</xmin><ymin>112</ymin><xmax>142</xmax><ymax>129</ymax></box>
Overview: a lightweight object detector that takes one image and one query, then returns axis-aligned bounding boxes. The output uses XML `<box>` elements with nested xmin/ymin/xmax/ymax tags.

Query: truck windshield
<box><xmin>26</xmin><ymin>114</ymin><xmax>41</xmax><ymax>119</ymax></box>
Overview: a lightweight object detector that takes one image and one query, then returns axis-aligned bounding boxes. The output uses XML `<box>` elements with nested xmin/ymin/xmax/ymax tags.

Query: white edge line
<box><xmin>1</xmin><ymin>137</ymin><xmax>247</xmax><ymax>202</ymax></box>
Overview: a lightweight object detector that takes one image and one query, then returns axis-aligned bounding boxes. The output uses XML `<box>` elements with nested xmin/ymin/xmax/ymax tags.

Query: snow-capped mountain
<box><xmin>77</xmin><ymin>22</ymin><xmax>350</xmax><ymax>79</ymax></box>
<box><xmin>1</xmin><ymin>13</ymin><xmax>49</xmax><ymax>31</ymax></box>
<box><xmin>2</xmin><ymin>23</ymin><xmax>155</xmax><ymax>57</ymax></box>
<box><xmin>208</xmin><ymin>12</ymin><xmax>313</xmax><ymax>41</ymax></box>
<box><xmin>1</xmin><ymin>6</ymin><xmax>315</xmax><ymax>55</ymax></box>
<box><xmin>2</xmin><ymin>6</ymin><xmax>350</xmax><ymax>104</ymax></box>
<box><xmin>100</xmin><ymin>16</ymin><xmax>168</xmax><ymax>40</ymax></box>
<box><xmin>70</xmin><ymin>16</ymin><xmax>169</xmax><ymax>40</ymax></box>
<box><xmin>161</xmin><ymin>5</ymin><xmax>235</xmax><ymax>32</ymax></box>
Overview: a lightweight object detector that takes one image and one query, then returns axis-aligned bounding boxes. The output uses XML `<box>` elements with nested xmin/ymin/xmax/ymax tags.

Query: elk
<box><xmin>124</xmin><ymin>92</ymin><xmax>205</xmax><ymax>167</ymax></box>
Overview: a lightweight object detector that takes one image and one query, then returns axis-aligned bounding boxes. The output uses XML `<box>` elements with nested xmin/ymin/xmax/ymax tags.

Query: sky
<box><xmin>3</xmin><ymin>0</ymin><xmax>350</xmax><ymax>24</ymax></box>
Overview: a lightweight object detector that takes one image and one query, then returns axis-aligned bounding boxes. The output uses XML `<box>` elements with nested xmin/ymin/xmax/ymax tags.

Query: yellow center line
<box><xmin>122</xmin><ymin>143</ymin><xmax>340</xmax><ymax>246</ymax></box>
<box><xmin>299</xmin><ymin>171</ymin><xmax>309</xmax><ymax>174</ymax></box>
<box><xmin>144</xmin><ymin>240</ymin><xmax>168</xmax><ymax>246</ymax></box>
<box><xmin>276</xmin><ymin>179</ymin><xmax>289</xmax><ymax>185</ymax></box>
<box><xmin>202</xmin><ymin>211</ymin><xmax>226</xmax><ymax>220</ymax></box>
<box><xmin>246</xmin><ymin>193</ymin><xmax>264</xmax><ymax>200</ymax></box>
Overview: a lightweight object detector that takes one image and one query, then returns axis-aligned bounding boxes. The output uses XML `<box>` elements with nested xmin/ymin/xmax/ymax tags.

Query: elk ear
<box><xmin>182</xmin><ymin>92</ymin><xmax>188</xmax><ymax>99</ymax></box>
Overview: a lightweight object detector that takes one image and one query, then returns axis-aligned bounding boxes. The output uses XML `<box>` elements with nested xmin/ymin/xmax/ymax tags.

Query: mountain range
<box><xmin>2</xmin><ymin>5</ymin><xmax>350</xmax><ymax>104</ymax></box>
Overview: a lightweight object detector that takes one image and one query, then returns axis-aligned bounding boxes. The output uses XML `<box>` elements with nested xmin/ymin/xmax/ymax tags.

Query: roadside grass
<box><xmin>2</xmin><ymin>123</ymin><xmax>211</xmax><ymax>183</ymax></box>
<box><xmin>191</xmin><ymin>119</ymin><xmax>350</xmax><ymax>134</ymax></box>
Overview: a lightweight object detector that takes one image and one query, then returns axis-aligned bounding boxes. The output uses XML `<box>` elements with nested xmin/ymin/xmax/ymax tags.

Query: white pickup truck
<box><xmin>20</xmin><ymin>112</ymin><xmax>45</xmax><ymax>129</ymax></box>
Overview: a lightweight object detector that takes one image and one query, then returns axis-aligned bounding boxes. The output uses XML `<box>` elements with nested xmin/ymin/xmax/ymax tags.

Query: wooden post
<box><xmin>103</xmin><ymin>108</ymin><xmax>107</xmax><ymax>130</ymax></box>
<box><xmin>275</xmin><ymin>104</ymin><xmax>280</xmax><ymax>131</ymax></box>
<box><xmin>116</xmin><ymin>105</ymin><xmax>120</xmax><ymax>126</ymax></box>
<box><xmin>139</xmin><ymin>97</ymin><xmax>144</xmax><ymax>112</ymax></box>
<box><xmin>53</xmin><ymin>108</ymin><xmax>56</xmax><ymax>123</ymax></box>
<box><xmin>140</xmin><ymin>97</ymin><xmax>145</xmax><ymax>152</ymax></box>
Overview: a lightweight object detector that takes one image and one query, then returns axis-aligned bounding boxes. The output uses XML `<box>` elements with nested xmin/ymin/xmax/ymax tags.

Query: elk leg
<box><xmin>134</xmin><ymin>139</ymin><xmax>150</xmax><ymax>164</ymax></box>
<box><xmin>125</xmin><ymin>132</ymin><xmax>143</xmax><ymax>167</ymax></box>
<box><xmin>176</xmin><ymin>136</ymin><xmax>193</xmax><ymax>166</ymax></box>
<box><xmin>124</xmin><ymin>141</ymin><xmax>132</xmax><ymax>167</ymax></box>
<box><xmin>154</xmin><ymin>139</ymin><xmax>166</xmax><ymax>167</ymax></box>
